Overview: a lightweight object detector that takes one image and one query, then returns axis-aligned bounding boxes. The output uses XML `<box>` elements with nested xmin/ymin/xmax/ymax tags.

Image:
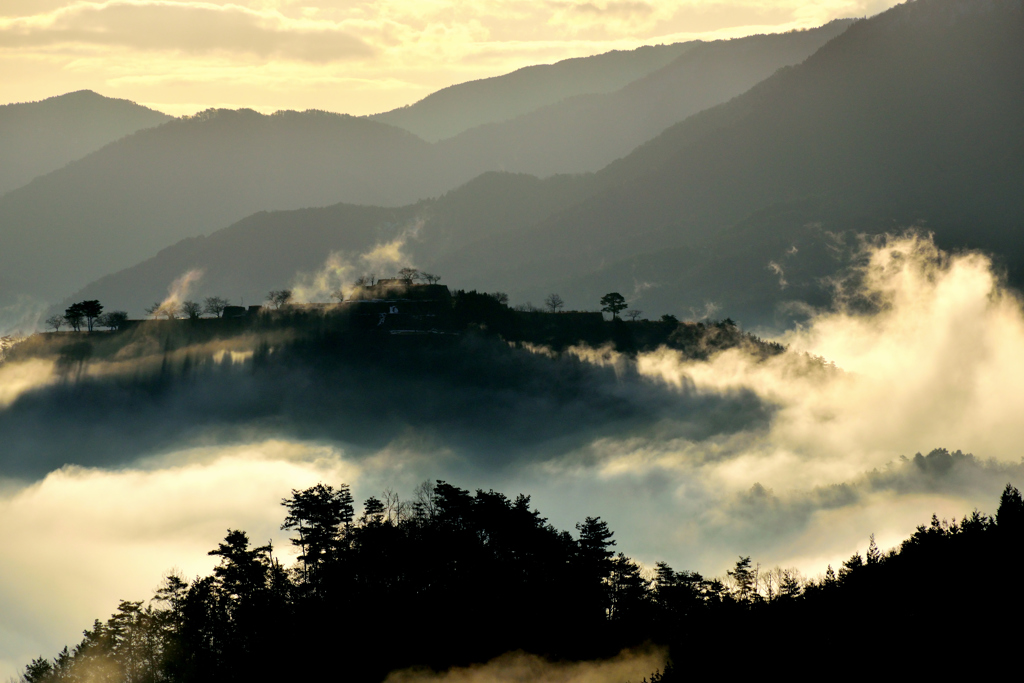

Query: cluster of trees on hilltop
<box><xmin>451</xmin><ymin>290</ymin><xmax>783</xmax><ymax>356</ymax></box>
<box><xmin>45</xmin><ymin>301</ymin><xmax>127</xmax><ymax>333</ymax></box>
<box><xmin>21</xmin><ymin>481</ymin><xmax>1024</xmax><ymax>682</ymax></box>
<box><xmin>40</xmin><ymin>283</ymin><xmax>782</xmax><ymax>362</ymax></box>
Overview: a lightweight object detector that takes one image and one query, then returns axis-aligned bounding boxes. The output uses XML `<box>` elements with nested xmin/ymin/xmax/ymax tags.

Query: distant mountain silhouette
<box><xmin>61</xmin><ymin>172</ymin><xmax>597</xmax><ymax>316</ymax></box>
<box><xmin>64</xmin><ymin>0</ymin><xmax>1023</xmax><ymax>325</ymax></box>
<box><xmin>35</xmin><ymin>25</ymin><xmax>850</xmax><ymax>314</ymax></box>
<box><xmin>435</xmin><ymin>21</ymin><xmax>852</xmax><ymax>177</ymax></box>
<box><xmin>428</xmin><ymin>0</ymin><xmax>1024</xmax><ymax>324</ymax></box>
<box><xmin>369</xmin><ymin>43</ymin><xmax>696</xmax><ymax>142</ymax></box>
<box><xmin>0</xmin><ymin>109</ymin><xmax>435</xmax><ymax>303</ymax></box>
<box><xmin>0</xmin><ymin>90</ymin><xmax>170</xmax><ymax>196</ymax></box>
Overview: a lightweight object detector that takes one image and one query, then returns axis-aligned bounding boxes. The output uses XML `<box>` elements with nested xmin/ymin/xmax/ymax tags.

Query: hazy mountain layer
<box><xmin>62</xmin><ymin>173</ymin><xmax>598</xmax><ymax>316</ymax></box>
<box><xmin>369</xmin><ymin>42</ymin><xmax>696</xmax><ymax>142</ymax></box>
<box><xmin>435</xmin><ymin>21</ymin><xmax>852</xmax><ymax>178</ymax></box>
<box><xmin>0</xmin><ymin>110</ymin><xmax>435</xmax><ymax>304</ymax></box>
<box><xmin>0</xmin><ymin>90</ymin><xmax>170</xmax><ymax>197</ymax></box>
<box><xmin>429</xmin><ymin>0</ymin><xmax>1024</xmax><ymax>324</ymax></box>
<box><xmin>39</xmin><ymin>25</ymin><xmax>851</xmax><ymax>315</ymax></box>
<box><xmin>64</xmin><ymin>0</ymin><xmax>1024</xmax><ymax>326</ymax></box>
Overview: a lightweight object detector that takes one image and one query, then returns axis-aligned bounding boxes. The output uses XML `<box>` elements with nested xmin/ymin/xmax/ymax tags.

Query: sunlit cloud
<box><xmin>4</xmin><ymin>232</ymin><xmax>1016</xmax><ymax>678</ymax></box>
<box><xmin>0</xmin><ymin>357</ymin><xmax>56</xmax><ymax>408</ymax></box>
<box><xmin>0</xmin><ymin>0</ymin><xmax>902</xmax><ymax>115</ymax></box>
<box><xmin>0</xmin><ymin>1</ymin><xmax>374</xmax><ymax>62</ymax></box>
<box><xmin>0</xmin><ymin>441</ymin><xmax>360</xmax><ymax>678</ymax></box>
<box><xmin>383</xmin><ymin>646</ymin><xmax>666</xmax><ymax>683</ymax></box>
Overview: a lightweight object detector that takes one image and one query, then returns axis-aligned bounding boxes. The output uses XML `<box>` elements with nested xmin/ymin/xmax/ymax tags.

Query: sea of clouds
<box><xmin>2</xmin><ymin>233</ymin><xmax>1023</xmax><ymax>677</ymax></box>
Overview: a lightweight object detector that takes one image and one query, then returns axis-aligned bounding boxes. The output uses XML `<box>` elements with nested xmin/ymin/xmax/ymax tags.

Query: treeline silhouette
<box><xmin>22</xmin><ymin>481</ymin><xmax>1024</xmax><ymax>682</ymax></box>
<box><xmin>30</xmin><ymin>288</ymin><xmax>784</xmax><ymax>364</ymax></box>
<box><xmin>451</xmin><ymin>290</ymin><xmax>783</xmax><ymax>356</ymax></box>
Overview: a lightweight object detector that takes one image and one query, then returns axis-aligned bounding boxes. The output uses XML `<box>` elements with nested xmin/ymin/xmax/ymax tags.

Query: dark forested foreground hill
<box><xmin>0</xmin><ymin>24</ymin><xmax>850</xmax><ymax>309</ymax></box>
<box><xmin>0</xmin><ymin>91</ymin><xmax>170</xmax><ymax>197</ymax></box>
<box><xmin>20</xmin><ymin>480</ymin><xmax>1024</xmax><ymax>682</ymax></box>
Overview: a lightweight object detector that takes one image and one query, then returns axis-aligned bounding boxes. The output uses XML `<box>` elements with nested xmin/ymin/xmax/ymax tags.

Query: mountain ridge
<box><xmin>368</xmin><ymin>42</ymin><xmax>697</xmax><ymax>142</ymax></box>
<box><xmin>0</xmin><ymin>25</ymin><xmax>851</xmax><ymax>313</ymax></box>
<box><xmin>0</xmin><ymin>90</ymin><xmax>171</xmax><ymax>196</ymax></box>
<box><xmin>54</xmin><ymin>0</ymin><xmax>1024</xmax><ymax>325</ymax></box>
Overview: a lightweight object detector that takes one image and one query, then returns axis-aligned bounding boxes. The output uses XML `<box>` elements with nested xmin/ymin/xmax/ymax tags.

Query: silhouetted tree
<box><xmin>600</xmin><ymin>292</ymin><xmax>627</xmax><ymax>319</ymax></box>
<box><xmin>79</xmin><ymin>301</ymin><xmax>103</xmax><ymax>332</ymax></box>
<box><xmin>996</xmin><ymin>483</ymin><xmax>1024</xmax><ymax>533</ymax></box>
<box><xmin>625</xmin><ymin>309</ymin><xmax>643</xmax><ymax>321</ymax></box>
<box><xmin>268</xmin><ymin>290</ymin><xmax>293</xmax><ymax>309</ymax></box>
<box><xmin>45</xmin><ymin>314</ymin><xmax>65</xmax><ymax>332</ymax></box>
<box><xmin>281</xmin><ymin>484</ymin><xmax>354</xmax><ymax>586</ymax></box>
<box><xmin>866</xmin><ymin>534</ymin><xmax>881</xmax><ymax>564</ymax></box>
<box><xmin>608</xmin><ymin>553</ymin><xmax>652</xmax><ymax>622</ymax></box>
<box><xmin>64</xmin><ymin>303</ymin><xmax>84</xmax><ymax>332</ymax></box>
<box><xmin>360</xmin><ymin>496</ymin><xmax>386</xmax><ymax>525</ymax></box>
<box><xmin>728</xmin><ymin>556</ymin><xmax>756</xmax><ymax>602</ymax></box>
<box><xmin>22</xmin><ymin>657</ymin><xmax>53</xmax><ymax>682</ymax></box>
<box><xmin>779</xmin><ymin>568</ymin><xmax>802</xmax><ymax>599</ymax></box>
<box><xmin>181</xmin><ymin>300</ymin><xmax>202</xmax><ymax>320</ymax></box>
<box><xmin>99</xmin><ymin>311</ymin><xmax>129</xmax><ymax>331</ymax></box>
<box><xmin>208</xmin><ymin>530</ymin><xmax>273</xmax><ymax>605</ymax></box>
<box><xmin>145</xmin><ymin>302</ymin><xmax>179</xmax><ymax>319</ymax></box>
<box><xmin>412</xmin><ymin>479</ymin><xmax>439</xmax><ymax>520</ymax></box>
<box><xmin>203</xmin><ymin>296</ymin><xmax>230</xmax><ymax>318</ymax></box>
<box><xmin>545</xmin><ymin>293</ymin><xmax>565</xmax><ymax>312</ymax></box>
<box><xmin>577</xmin><ymin>516</ymin><xmax>616</xmax><ymax>570</ymax></box>
<box><xmin>838</xmin><ymin>552</ymin><xmax>863</xmax><ymax>579</ymax></box>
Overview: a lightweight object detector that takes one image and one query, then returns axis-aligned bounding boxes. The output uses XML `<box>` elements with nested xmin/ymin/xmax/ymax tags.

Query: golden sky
<box><xmin>0</xmin><ymin>0</ymin><xmax>898</xmax><ymax>116</ymax></box>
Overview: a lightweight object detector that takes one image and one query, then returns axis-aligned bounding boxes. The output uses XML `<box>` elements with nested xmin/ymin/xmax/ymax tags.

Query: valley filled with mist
<box><xmin>1</xmin><ymin>0</ymin><xmax>1023</xmax><ymax>679</ymax></box>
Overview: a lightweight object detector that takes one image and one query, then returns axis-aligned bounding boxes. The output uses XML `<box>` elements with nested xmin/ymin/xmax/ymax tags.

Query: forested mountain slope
<box><xmin>435</xmin><ymin>21</ymin><xmax>852</xmax><ymax>177</ymax></box>
<box><xmin>30</xmin><ymin>0</ymin><xmax>1022</xmax><ymax>326</ymax></box>
<box><xmin>0</xmin><ymin>90</ymin><xmax>170</xmax><ymax>196</ymax></box>
<box><xmin>429</xmin><ymin>0</ymin><xmax>1024</xmax><ymax>323</ymax></box>
<box><xmin>368</xmin><ymin>42</ymin><xmax>696</xmax><ymax>142</ymax></box>
<box><xmin>0</xmin><ymin>110</ymin><xmax>435</xmax><ymax>305</ymax></box>
<box><xmin>62</xmin><ymin>173</ymin><xmax>596</xmax><ymax>316</ymax></box>
<box><xmin>50</xmin><ymin>25</ymin><xmax>850</xmax><ymax>317</ymax></box>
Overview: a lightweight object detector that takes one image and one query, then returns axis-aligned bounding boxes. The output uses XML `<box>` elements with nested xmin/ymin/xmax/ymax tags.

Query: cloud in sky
<box><xmin>0</xmin><ymin>442</ymin><xmax>361</xmax><ymax>680</ymax></box>
<box><xmin>0</xmin><ymin>0</ymin><xmax>902</xmax><ymax>115</ymax></box>
<box><xmin>0</xmin><ymin>1</ymin><xmax>374</xmax><ymax>61</ymax></box>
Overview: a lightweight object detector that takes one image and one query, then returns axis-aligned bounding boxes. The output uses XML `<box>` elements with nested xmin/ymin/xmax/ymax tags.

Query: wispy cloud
<box><xmin>0</xmin><ymin>1</ymin><xmax>901</xmax><ymax>116</ymax></box>
<box><xmin>0</xmin><ymin>1</ymin><xmax>375</xmax><ymax>62</ymax></box>
<box><xmin>383</xmin><ymin>646</ymin><xmax>666</xmax><ymax>683</ymax></box>
<box><xmin>290</xmin><ymin>219</ymin><xmax>422</xmax><ymax>303</ymax></box>
<box><xmin>4</xmin><ymin>232</ymin><xmax>1016</xmax><ymax>678</ymax></box>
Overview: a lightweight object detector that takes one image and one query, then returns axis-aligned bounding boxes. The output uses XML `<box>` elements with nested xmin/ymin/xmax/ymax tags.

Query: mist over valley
<box><xmin>1</xmin><ymin>0</ymin><xmax>1023</xmax><ymax>679</ymax></box>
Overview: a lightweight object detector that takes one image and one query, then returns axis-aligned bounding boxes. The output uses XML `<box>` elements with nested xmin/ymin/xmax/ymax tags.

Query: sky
<box><xmin>0</xmin><ymin>0</ymin><xmax>899</xmax><ymax>116</ymax></box>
